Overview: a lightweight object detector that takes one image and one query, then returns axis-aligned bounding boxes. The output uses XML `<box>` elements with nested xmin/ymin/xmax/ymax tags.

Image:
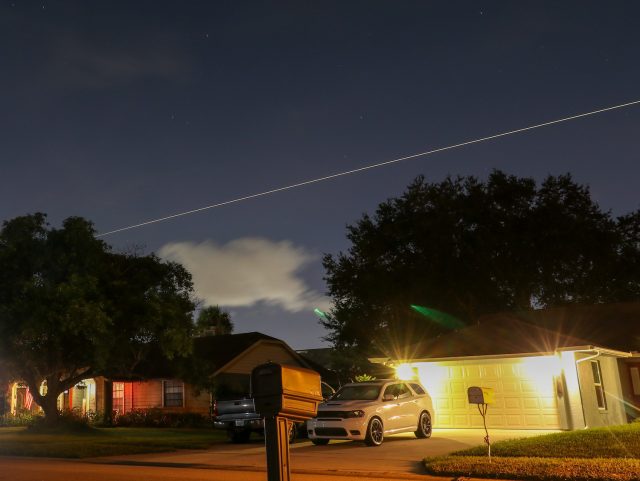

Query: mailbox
<box><xmin>252</xmin><ymin>363</ymin><xmax>323</xmax><ymax>421</ymax></box>
<box><xmin>468</xmin><ymin>386</ymin><xmax>495</xmax><ymax>404</ymax></box>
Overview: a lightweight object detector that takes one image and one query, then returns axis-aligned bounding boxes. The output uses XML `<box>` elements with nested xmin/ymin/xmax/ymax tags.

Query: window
<box><xmin>591</xmin><ymin>361</ymin><xmax>607</xmax><ymax>410</ymax></box>
<box><xmin>333</xmin><ymin>384</ymin><xmax>381</xmax><ymax>401</ymax></box>
<box><xmin>409</xmin><ymin>383</ymin><xmax>426</xmax><ymax>395</ymax></box>
<box><xmin>383</xmin><ymin>383</ymin><xmax>411</xmax><ymax>400</ymax></box>
<box><xmin>163</xmin><ymin>380</ymin><xmax>184</xmax><ymax>407</ymax></box>
<box><xmin>113</xmin><ymin>382</ymin><xmax>124</xmax><ymax>412</ymax></box>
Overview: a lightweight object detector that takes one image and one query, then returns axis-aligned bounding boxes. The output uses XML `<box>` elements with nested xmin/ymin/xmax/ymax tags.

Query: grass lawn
<box><xmin>0</xmin><ymin>426</ymin><xmax>228</xmax><ymax>458</ymax></box>
<box><xmin>424</xmin><ymin>423</ymin><xmax>640</xmax><ymax>481</ymax></box>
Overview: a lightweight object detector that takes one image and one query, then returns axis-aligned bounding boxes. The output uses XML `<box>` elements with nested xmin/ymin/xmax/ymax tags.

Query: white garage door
<box><xmin>416</xmin><ymin>357</ymin><xmax>561</xmax><ymax>429</ymax></box>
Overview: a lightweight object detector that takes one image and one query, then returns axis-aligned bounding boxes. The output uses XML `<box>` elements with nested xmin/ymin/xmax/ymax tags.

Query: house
<box><xmin>6</xmin><ymin>332</ymin><xmax>316</xmax><ymax>417</ymax></box>
<box><xmin>370</xmin><ymin>303</ymin><xmax>640</xmax><ymax>431</ymax></box>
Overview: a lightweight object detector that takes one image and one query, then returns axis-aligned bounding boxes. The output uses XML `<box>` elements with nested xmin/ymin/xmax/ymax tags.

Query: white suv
<box><xmin>307</xmin><ymin>380</ymin><xmax>434</xmax><ymax>446</ymax></box>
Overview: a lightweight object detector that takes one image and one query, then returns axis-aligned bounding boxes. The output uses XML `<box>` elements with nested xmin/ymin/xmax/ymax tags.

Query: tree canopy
<box><xmin>322</xmin><ymin>171</ymin><xmax>640</xmax><ymax>354</ymax></box>
<box><xmin>0</xmin><ymin>213</ymin><xmax>196</xmax><ymax>422</ymax></box>
<box><xmin>195</xmin><ymin>305</ymin><xmax>234</xmax><ymax>336</ymax></box>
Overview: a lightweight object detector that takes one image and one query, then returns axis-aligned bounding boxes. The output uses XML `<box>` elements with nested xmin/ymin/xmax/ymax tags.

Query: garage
<box><xmin>372</xmin><ymin>313</ymin><xmax>632</xmax><ymax>431</ymax></box>
<box><xmin>412</xmin><ymin>356</ymin><xmax>561</xmax><ymax>429</ymax></box>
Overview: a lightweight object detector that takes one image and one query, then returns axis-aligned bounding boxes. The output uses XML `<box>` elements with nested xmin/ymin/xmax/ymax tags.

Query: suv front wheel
<box><xmin>364</xmin><ymin>417</ymin><xmax>384</xmax><ymax>446</ymax></box>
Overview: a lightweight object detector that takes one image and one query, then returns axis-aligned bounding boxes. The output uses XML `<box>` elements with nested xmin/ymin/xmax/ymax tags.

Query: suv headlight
<box><xmin>346</xmin><ymin>410</ymin><xmax>365</xmax><ymax>418</ymax></box>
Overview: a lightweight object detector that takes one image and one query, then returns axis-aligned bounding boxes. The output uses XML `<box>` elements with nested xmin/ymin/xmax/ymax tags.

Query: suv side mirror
<box><xmin>382</xmin><ymin>394</ymin><xmax>394</xmax><ymax>401</ymax></box>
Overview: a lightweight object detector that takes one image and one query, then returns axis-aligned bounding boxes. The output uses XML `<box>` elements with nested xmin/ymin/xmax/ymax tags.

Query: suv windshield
<box><xmin>332</xmin><ymin>384</ymin><xmax>381</xmax><ymax>400</ymax></box>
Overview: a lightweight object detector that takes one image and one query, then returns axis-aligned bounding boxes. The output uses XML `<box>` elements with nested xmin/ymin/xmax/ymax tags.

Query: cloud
<box><xmin>159</xmin><ymin>238</ymin><xmax>330</xmax><ymax>313</ymax></box>
<box><xmin>48</xmin><ymin>37</ymin><xmax>189</xmax><ymax>89</ymax></box>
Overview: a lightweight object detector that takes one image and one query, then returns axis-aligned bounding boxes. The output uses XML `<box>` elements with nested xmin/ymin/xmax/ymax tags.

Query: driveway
<box><xmin>90</xmin><ymin>428</ymin><xmax>558</xmax><ymax>477</ymax></box>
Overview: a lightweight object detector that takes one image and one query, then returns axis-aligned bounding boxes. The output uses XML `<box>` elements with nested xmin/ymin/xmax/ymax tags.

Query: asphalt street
<box><xmin>0</xmin><ymin>429</ymin><xmax>553</xmax><ymax>480</ymax></box>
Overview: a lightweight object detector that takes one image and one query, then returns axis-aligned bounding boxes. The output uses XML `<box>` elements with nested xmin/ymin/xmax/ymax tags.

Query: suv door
<box><xmin>381</xmin><ymin>383</ymin><xmax>406</xmax><ymax>431</ymax></box>
<box><xmin>393</xmin><ymin>383</ymin><xmax>417</xmax><ymax>429</ymax></box>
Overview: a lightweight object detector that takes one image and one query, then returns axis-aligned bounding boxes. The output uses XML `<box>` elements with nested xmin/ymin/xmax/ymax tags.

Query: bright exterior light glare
<box><xmin>395</xmin><ymin>363</ymin><xmax>416</xmax><ymax>381</ymax></box>
<box><xmin>520</xmin><ymin>355</ymin><xmax>562</xmax><ymax>396</ymax></box>
<box><xmin>416</xmin><ymin>363</ymin><xmax>449</xmax><ymax>394</ymax></box>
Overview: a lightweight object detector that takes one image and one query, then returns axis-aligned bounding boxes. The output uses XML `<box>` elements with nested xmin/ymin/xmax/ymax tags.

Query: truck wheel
<box><xmin>229</xmin><ymin>429</ymin><xmax>251</xmax><ymax>443</ymax></box>
<box><xmin>288</xmin><ymin>422</ymin><xmax>297</xmax><ymax>443</ymax></box>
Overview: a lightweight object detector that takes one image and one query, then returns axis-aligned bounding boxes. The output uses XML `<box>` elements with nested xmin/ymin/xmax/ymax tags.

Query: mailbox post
<box><xmin>468</xmin><ymin>386</ymin><xmax>494</xmax><ymax>461</ymax></box>
<box><xmin>252</xmin><ymin>363</ymin><xmax>323</xmax><ymax>481</ymax></box>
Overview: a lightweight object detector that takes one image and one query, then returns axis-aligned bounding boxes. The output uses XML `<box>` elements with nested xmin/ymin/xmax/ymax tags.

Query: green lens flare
<box><xmin>314</xmin><ymin>308</ymin><xmax>329</xmax><ymax>320</ymax></box>
<box><xmin>410</xmin><ymin>305</ymin><xmax>465</xmax><ymax>329</ymax></box>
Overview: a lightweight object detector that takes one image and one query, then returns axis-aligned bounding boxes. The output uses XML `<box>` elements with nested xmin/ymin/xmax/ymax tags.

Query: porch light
<box><xmin>395</xmin><ymin>363</ymin><xmax>416</xmax><ymax>381</ymax></box>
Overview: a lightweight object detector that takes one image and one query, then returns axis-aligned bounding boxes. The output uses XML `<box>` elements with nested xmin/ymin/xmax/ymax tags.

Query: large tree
<box><xmin>322</xmin><ymin>171</ymin><xmax>640</xmax><ymax>354</ymax></box>
<box><xmin>0</xmin><ymin>213</ymin><xmax>196</xmax><ymax>423</ymax></box>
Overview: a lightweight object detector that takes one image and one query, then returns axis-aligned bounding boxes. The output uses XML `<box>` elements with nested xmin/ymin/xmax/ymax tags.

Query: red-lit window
<box><xmin>591</xmin><ymin>361</ymin><xmax>607</xmax><ymax>410</ymax></box>
<box><xmin>163</xmin><ymin>380</ymin><xmax>184</xmax><ymax>407</ymax></box>
<box><xmin>113</xmin><ymin>382</ymin><xmax>124</xmax><ymax>413</ymax></box>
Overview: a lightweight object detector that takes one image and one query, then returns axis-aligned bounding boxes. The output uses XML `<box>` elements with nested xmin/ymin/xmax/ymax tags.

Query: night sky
<box><xmin>2</xmin><ymin>1</ymin><xmax>639</xmax><ymax>349</ymax></box>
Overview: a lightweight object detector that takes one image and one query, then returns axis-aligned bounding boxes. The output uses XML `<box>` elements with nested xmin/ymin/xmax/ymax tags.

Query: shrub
<box><xmin>0</xmin><ymin>412</ymin><xmax>43</xmax><ymax>427</ymax></box>
<box><xmin>113</xmin><ymin>409</ymin><xmax>207</xmax><ymax>428</ymax></box>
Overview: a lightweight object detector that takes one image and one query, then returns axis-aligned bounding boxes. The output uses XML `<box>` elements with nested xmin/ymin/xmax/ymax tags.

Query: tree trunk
<box><xmin>103</xmin><ymin>380</ymin><xmax>113</xmax><ymax>426</ymax></box>
<box><xmin>40</xmin><ymin>393</ymin><xmax>60</xmax><ymax>425</ymax></box>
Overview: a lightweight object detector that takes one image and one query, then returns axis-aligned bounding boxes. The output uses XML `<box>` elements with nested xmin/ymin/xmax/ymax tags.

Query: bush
<box><xmin>0</xmin><ymin>412</ymin><xmax>43</xmax><ymax>427</ymax></box>
<box><xmin>113</xmin><ymin>409</ymin><xmax>207</xmax><ymax>428</ymax></box>
<box><xmin>26</xmin><ymin>408</ymin><xmax>97</xmax><ymax>433</ymax></box>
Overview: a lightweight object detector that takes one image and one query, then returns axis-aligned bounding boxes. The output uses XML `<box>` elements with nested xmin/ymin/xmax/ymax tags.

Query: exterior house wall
<box><xmin>183</xmin><ymin>385</ymin><xmax>210</xmax><ymax>415</ymax></box>
<box><xmin>576</xmin><ymin>353</ymin><xmax>627</xmax><ymax>427</ymax></box>
<box><xmin>113</xmin><ymin>380</ymin><xmax>210</xmax><ymax>416</ymax></box>
<box><xmin>558</xmin><ymin>351</ymin><xmax>586</xmax><ymax>430</ymax></box>
<box><xmin>131</xmin><ymin>380</ymin><xmax>163</xmax><ymax>410</ymax></box>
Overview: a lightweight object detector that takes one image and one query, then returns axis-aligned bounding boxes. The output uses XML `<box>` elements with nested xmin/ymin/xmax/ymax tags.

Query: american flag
<box><xmin>24</xmin><ymin>387</ymin><xmax>34</xmax><ymax>410</ymax></box>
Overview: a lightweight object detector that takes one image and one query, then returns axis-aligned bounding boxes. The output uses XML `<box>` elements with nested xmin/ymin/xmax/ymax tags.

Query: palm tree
<box><xmin>195</xmin><ymin>306</ymin><xmax>234</xmax><ymax>336</ymax></box>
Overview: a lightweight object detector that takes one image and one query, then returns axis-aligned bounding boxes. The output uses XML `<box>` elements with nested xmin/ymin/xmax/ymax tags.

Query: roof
<box><xmin>193</xmin><ymin>331</ymin><xmax>279</xmax><ymax>370</ymax></box>
<box><xmin>493</xmin><ymin>302</ymin><xmax>640</xmax><ymax>352</ymax></box>
<box><xmin>111</xmin><ymin>332</ymin><xmax>303</xmax><ymax>380</ymax></box>
<box><xmin>376</xmin><ymin>302</ymin><xmax>640</xmax><ymax>362</ymax></box>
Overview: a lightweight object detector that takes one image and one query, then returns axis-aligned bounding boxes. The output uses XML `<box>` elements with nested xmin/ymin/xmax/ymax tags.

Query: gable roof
<box><xmin>111</xmin><ymin>332</ymin><xmax>308</xmax><ymax>380</ymax></box>
<box><xmin>494</xmin><ymin>302</ymin><xmax>640</xmax><ymax>352</ymax></box>
<box><xmin>194</xmin><ymin>332</ymin><xmax>311</xmax><ymax>376</ymax></box>
<box><xmin>375</xmin><ymin>302</ymin><xmax>639</xmax><ymax>362</ymax></box>
<box><xmin>402</xmin><ymin>318</ymin><xmax>598</xmax><ymax>360</ymax></box>
<box><xmin>193</xmin><ymin>332</ymin><xmax>278</xmax><ymax>368</ymax></box>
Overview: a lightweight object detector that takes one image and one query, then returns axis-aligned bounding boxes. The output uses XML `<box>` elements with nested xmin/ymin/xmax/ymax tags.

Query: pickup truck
<box><xmin>212</xmin><ymin>397</ymin><xmax>266</xmax><ymax>443</ymax></box>
<box><xmin>213</xmin><ymin>382</ymin><xmax>335</xmax><ymax>443</ymax></box>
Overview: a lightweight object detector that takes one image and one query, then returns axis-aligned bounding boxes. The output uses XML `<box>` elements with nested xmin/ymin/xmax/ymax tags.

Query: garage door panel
<box><xmin>543</xmin><ymin>414</ymin><xmax>559</xmax><ymax>426</ymax></box>
<box><xmin>502</xmin><ymin>381</ymin><xmax>519</xmax><ymax>393</ymax></box>
<box><xmin>540</xmin><ymin>397</ymin><xmax>556</xmax><ymax>409</ymax></box>
<box><xmin>524</xmin><ymin>414</ymin><xmax>542</xmax><ymax>426</ymax></box>
<box><xmin>450</xmin><ymin>381</ymin><xmax>466</xmax><ymax>394</ymax></box>
<box><xmin>480</xmin><ymin>365</ymin><xmax>500</xmax><ymax>378</ymax></box>
<box><xmin>504</xmin><ymin>397</ymin><xmax>521</xmax><ymax>409</ymax></box>
<box><xmin>424</xmin><ymin>358</ymin><xmax>560</xmax><ymax>429</ymax></box>
<box><xmin>507</xmin><ymin>415</ymin><xmax>523</xmax><ymax>426</ymax></box>
<box><xmin>520</xmin><ymin>382</ymin><xmax>539</xmax><ymax>393</ymax></box>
